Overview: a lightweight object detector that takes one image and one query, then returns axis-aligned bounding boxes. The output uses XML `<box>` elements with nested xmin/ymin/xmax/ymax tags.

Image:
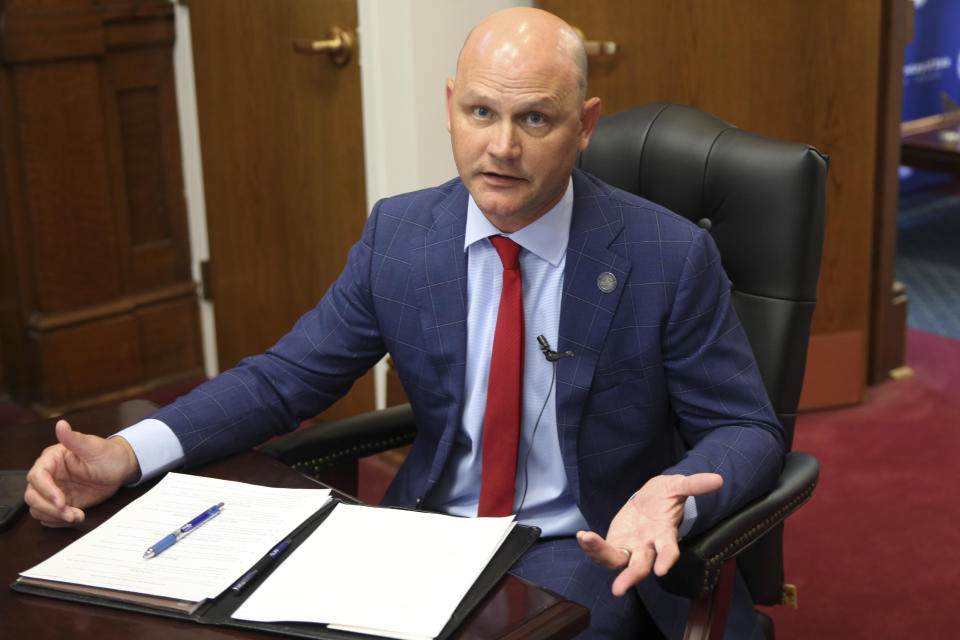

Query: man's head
<box><xmin>445</xmin><ymin>7</ymin><xmax>601</xmax><ymax>233</ymax></box>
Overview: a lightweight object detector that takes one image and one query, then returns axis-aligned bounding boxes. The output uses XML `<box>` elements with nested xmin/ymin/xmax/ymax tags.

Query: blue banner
<box><xmin>900</xmin><ymin>0</ymin><xmax>960</xmax><ymax>191</ymax></box>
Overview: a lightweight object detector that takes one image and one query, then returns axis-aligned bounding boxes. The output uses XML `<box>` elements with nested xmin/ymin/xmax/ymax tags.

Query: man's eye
<box><xmin>473</xmin><ymin>106</ymin><xmax>491</xmax><ymax>119</ymax></box>
<box><xmin>526</xmin><ymin>112</ymin><xmax>546</xmax><ymax>125</ymax></box>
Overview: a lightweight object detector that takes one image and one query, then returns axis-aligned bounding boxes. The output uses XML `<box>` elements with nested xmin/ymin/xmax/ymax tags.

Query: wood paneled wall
<box><xmin>540</xmin><ymin>0</ymin><xmax>911</xmax><ymax>408</ymax></box>
<box><xmin>0</xmin><ymin>0</ymin><xmax>203</xmax><ymax>414</ymax></box>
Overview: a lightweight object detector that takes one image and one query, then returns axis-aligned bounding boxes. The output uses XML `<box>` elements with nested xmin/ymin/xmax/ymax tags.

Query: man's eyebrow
<box><xmin>459</xmin><ymin>91</ymin><xmax>560</xmax><ymax>112</ymax></box>
<box><xmin>519</xmin><ymin>97</ymin><xmax>560</xmax><ymax>111</ymax></box>
<box><xmin>458</xmin><ymin>89</ymin><xmax>493</xmax><ymax>104</ymax></box>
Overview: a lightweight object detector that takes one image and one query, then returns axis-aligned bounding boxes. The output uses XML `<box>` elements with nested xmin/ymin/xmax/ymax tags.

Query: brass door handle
<box><xmin>572</xmin><ymin>27</ymin><xmax>618</xmax><ymax>56</ymax></box>
<box><xmin>292</xmin><ymin>26</ymin><xmax>353</xmax><ymax>66</ymax></box>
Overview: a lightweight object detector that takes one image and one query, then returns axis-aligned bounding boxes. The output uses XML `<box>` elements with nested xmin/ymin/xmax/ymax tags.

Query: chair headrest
<box><xmin>578</xmin><ymin>103</ymin><xmax>827</xmax><ymax>302</ymax></box>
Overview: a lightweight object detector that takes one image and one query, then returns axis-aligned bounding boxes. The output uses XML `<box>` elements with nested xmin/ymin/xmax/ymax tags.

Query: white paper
<box><xmin>232</xmin><ymin>503</ymin><xmax>515</xmax><ymax>640</ymax></box>
<box><xmin>20</xmin><ymin>473</ymin><xmax>331</xmax><ymax>603</ymax></box>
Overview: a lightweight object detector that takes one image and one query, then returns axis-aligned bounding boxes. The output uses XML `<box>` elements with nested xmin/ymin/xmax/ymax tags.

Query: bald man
<box><xmin>26</xmin><ymin>8</ymin><xmax>783</xmax><ymax>639</ymax></box>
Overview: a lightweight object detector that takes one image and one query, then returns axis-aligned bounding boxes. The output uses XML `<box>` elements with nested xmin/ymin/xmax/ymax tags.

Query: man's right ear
<box><xmin>445</xmin><ymin>78</ymin><xmax>455</xmax><ymax>132</ymax></box>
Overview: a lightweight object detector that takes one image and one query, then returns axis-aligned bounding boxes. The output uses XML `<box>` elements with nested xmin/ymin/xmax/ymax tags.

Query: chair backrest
<box><xmin>577</xmin><ymin>103</ymin><xmax>827</xmax><ymax>450</ymax></box>
<box><xmin>577</xmin><ymin>103</ymin><xmax>827</xmax><ymax>605</ymax></box>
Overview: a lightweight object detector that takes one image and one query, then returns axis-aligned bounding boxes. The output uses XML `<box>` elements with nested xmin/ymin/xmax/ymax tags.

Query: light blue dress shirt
<box><xmin>428</xmin><ymin>179</ymin><xmax>590</xmax><ymax>537</ymax></box>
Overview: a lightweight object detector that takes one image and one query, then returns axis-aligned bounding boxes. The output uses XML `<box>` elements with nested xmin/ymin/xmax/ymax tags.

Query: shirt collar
<box><xmin>463</xmin><ymin>177</ymin><xmax>572</xmax><ymax>267</ymax></box>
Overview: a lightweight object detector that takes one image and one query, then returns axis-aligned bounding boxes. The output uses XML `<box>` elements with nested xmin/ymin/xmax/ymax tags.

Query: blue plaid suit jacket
<box><xmin>153</xmin><ymin>169</ymin><xmax>784</xmax><ymax>539</ymax></box>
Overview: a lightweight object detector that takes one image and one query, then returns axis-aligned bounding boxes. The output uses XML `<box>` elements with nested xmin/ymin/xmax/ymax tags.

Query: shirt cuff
<box><xmin>677</xmin><ymin>495</ymin><xmax>698</xmax><ymax>540</ymax></box>
<box><xmin>111</xmin><ymin>419</ymin><xmax>185</xmax><ymax>485</ymax></box>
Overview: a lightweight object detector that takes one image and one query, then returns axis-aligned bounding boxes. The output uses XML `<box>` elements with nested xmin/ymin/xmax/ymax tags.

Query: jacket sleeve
<box><xmin>660</xmin><ymin>228</ymin><xmax>785</xmax><ymax>537</ymax></box>
<box><xmin>150</xmin><ymin>203</ymin><xmax>389</xmax><ymax>468</ymax></box>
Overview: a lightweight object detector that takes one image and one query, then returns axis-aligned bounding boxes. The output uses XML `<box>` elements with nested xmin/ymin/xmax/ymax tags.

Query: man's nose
<box><xmin>486</xmin><ymin>121</ymin><xmax>521</xmax><ymax>159</ymax></box>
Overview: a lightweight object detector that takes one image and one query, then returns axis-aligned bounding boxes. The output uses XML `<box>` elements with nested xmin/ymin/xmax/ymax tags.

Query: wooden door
<box><xmin>539</xmin><ymin>0</ymin><xmax>910</xmax><ymax>409</ymax></box>
<box><xmin>188</xmin><ymin>0</ymin><xmax>373</xmax><ymax>420</ymax></box>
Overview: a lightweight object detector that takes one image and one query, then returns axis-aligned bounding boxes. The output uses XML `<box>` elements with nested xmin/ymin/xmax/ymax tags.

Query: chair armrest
<box><xmin>657</xmin><ymin>451</ymin><xmax>819</xmax><ymax>599</ymax></box>
<box><xmin>259</xmin><ymin>403</ymin><xmax>417</xmax><ymax>478</ymax></box>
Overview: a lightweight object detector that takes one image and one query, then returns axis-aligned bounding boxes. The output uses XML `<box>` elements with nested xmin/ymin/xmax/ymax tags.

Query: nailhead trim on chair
<box><xmin>693</xmin><ymin>476</ymin><xmax>819</xmax><ymax>599</ymax></box>
<box><xmin>289</xmin><ymin>431</ymin><xmax>417</xmax><ymax>479</ymax></box>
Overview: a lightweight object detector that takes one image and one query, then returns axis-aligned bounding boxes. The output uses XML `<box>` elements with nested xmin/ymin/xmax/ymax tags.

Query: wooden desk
<box><xmin>1</xmin><ymin>400</ymin><xmax>589</xmax><ymax>640</ymax></box>
<box><xmin>900</xmin><ymin>111</ymin><xmax>960</xmax><ymax>175</ymax></box>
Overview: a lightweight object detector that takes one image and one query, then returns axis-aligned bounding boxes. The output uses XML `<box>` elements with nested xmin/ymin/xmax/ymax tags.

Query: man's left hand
<box><xmin>576</xmin><ymin>473</ymin><xmax>723</xmax><ymax>596</ymax></box>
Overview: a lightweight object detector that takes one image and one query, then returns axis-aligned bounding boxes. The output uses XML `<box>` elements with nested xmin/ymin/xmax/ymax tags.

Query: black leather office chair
<box><xmin>262</xmin><ymin>103</ymin><xmax>827</xmax><ymax>640</ymax></box>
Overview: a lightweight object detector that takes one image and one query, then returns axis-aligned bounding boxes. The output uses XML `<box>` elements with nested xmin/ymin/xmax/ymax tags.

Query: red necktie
<box><xmin>478</xmin><ymin>236</ymin><xmax>524</xmax><ymax>517</ymax></box>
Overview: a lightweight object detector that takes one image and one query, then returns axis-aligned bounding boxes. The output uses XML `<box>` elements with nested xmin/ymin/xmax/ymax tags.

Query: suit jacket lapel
<box><xmin>555</xmin><ymin>170</ymin><xmax>632</xmax><ymax>503</ymax></box>
<box><xmin>409</xmin><ymin>182</ymin><xmax>470</xmax><ymax>486</ymax></box>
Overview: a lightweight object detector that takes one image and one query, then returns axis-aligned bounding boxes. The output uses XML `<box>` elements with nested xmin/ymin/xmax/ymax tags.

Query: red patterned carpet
<box><xmin>761</xmin><ymin>329</ymin><xmax>960</xmax><ymax>638</ymax></box>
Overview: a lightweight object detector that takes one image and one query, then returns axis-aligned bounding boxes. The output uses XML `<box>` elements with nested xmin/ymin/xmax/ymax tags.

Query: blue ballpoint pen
<box><xmin>143</xmin><ymin>502</ymin><xmax>225</xmax><ymax>559</ymax></box>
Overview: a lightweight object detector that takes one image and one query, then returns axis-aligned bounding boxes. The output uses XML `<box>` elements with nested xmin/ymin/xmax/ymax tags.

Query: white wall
<box><xmin>173</xmin><ymin>3</ymin><xmax>219</xmax><ymax>380</ymax></box>
<box><xmin>357</xmin><ymin>0</ymin><xmax>528</xmax><ymax>207</ymax></box>
<box><xmin>173</xmin><ymin>0</ymin><xmax>530</xmax><ymax>390</ymax></box>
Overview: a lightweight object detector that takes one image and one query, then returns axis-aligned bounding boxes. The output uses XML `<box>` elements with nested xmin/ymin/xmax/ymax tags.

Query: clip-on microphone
<box><xmin>536</xmin><ymin>335</ymin><xmax>574</xmax><ymax>362</ymax></box>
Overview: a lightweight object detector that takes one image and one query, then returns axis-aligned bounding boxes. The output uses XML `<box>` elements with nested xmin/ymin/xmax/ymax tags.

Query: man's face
<box><xmin>446</xmin><ymin>46</ymin><xmax>599</xmax><ymax>233</ymax></box>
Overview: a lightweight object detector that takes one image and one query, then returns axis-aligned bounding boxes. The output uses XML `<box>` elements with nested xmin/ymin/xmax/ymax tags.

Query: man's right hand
<box><xmin>24</xmin><ymin>420</ymin><xmax>141</xmax><ymax>527</ymax></box>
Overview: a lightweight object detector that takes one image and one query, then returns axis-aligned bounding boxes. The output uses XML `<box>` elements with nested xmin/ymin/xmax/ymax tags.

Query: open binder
<box><xmin>12</xmin><ymin>476</ymin><xmax>540</xmax><ymax>640</ymax></box>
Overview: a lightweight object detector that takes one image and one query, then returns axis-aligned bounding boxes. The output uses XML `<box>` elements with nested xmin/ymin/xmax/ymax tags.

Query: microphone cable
<box><xmin>514</xmin><ymin>335</ymin><xmax>572</xmax><ymax>518</ymax></box>
<box><xmin>514</xmin><ymin>359</ymin><xmax>556</xmax><ymax>519</ymax></box>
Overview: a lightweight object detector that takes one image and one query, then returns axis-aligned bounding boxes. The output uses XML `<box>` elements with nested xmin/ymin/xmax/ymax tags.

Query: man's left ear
<box><xmin>577</xmin><ymin>97</ymin><xmax>602</xmax><ymax>152</ymax></box>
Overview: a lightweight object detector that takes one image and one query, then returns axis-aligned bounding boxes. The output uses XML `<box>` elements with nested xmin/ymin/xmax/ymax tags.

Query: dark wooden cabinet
<box><xmin>0</xmin><ymin>0</ymin><xmax>202</xmax><ymax>414</ymax></box>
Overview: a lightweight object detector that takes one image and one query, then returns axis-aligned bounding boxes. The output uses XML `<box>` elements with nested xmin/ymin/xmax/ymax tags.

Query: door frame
<box><xmin>173</xmin><ymin>0</ymin><xmax>526</xmax><ymax>401</ymax></box>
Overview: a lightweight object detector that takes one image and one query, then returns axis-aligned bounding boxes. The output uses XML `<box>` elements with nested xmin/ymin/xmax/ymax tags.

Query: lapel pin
<box><xmin>597</xmin><ymin>272</ymin><xmax>617</xmax><ymax>293</ymax></box>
